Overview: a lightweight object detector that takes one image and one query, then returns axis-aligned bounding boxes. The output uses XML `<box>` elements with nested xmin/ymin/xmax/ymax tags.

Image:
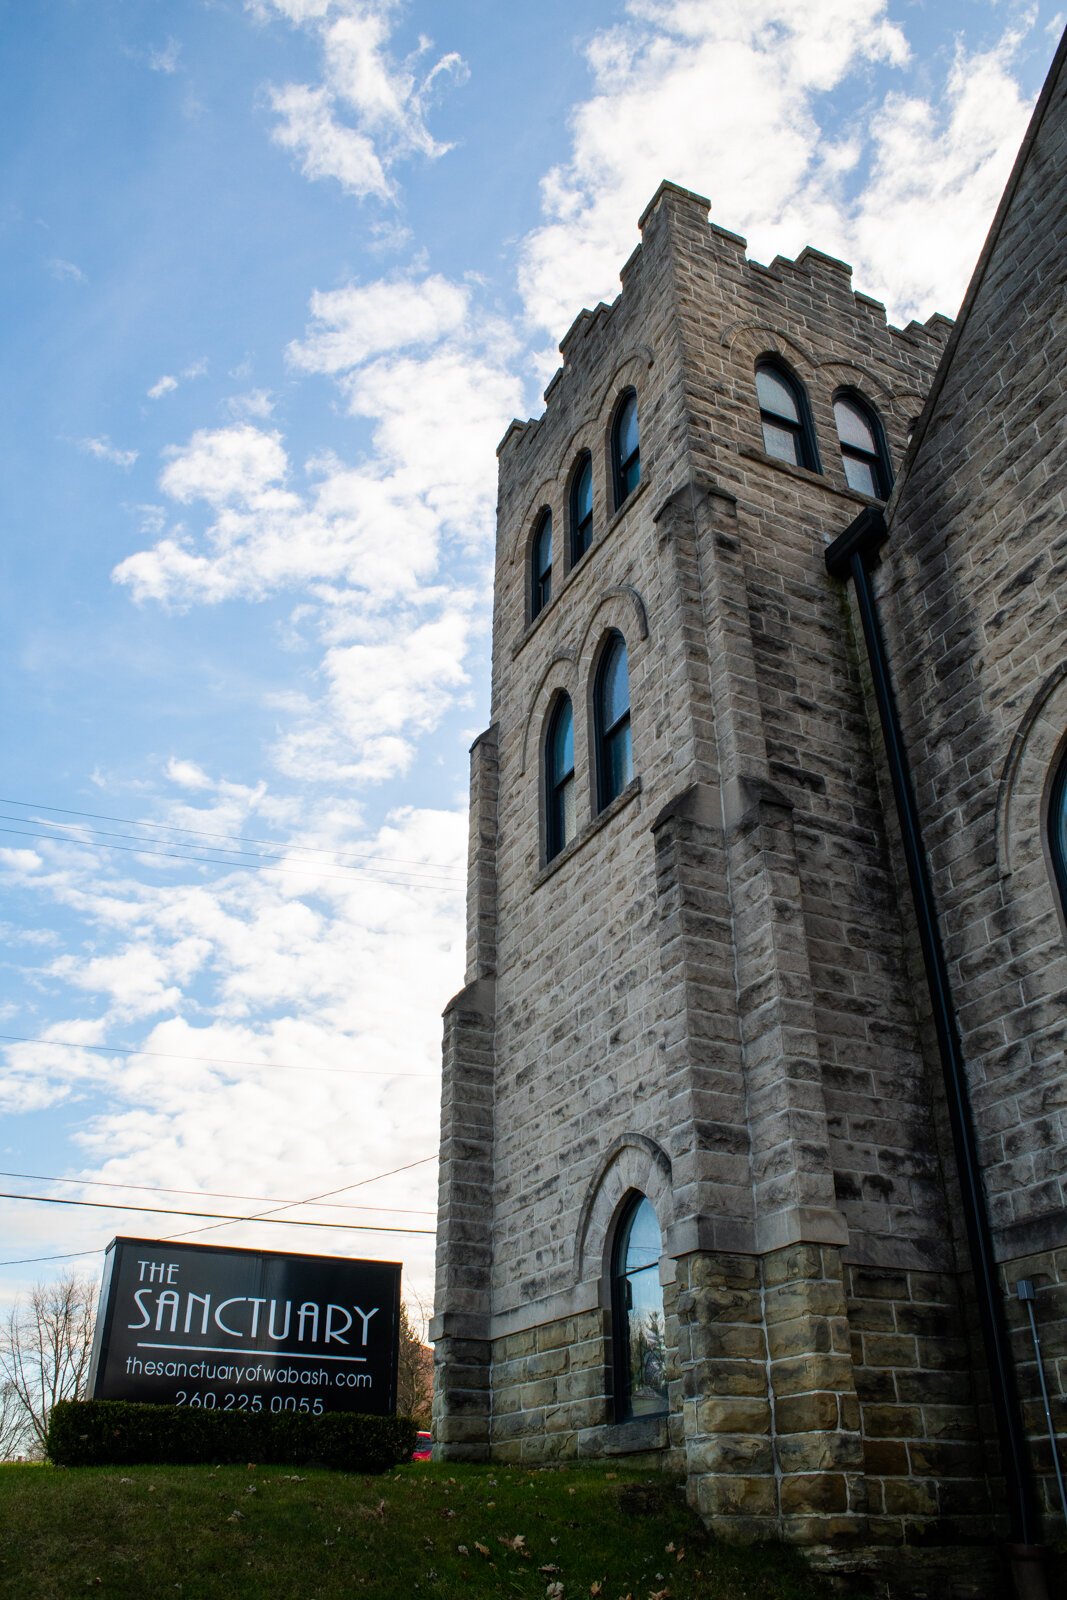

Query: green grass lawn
<box><xmin>0</xmin><ymin>1460</ymin><xmax>836</xmax><ymax>1600</ymax></box>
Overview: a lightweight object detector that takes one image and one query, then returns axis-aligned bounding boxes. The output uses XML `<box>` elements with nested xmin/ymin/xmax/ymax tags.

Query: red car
<box><xmin>411</xmin><ymin>1431</ymin><xmax>432</xmax><ymax>1461</ymax></box>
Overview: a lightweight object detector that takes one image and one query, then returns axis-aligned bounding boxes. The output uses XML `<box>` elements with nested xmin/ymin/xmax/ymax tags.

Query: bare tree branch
<box><xmin>0</xmin><ymin>1272</ymin><xmax>97</xmax><ymax>1456</ymax></box>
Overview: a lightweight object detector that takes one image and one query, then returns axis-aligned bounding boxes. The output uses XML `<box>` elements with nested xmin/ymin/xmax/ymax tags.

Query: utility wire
<box><xmin>0</xmin><ymin>1031</ymin><xmax>437</xmax><ymax>1081</ymax></box>
<box><xmin>0</xmin><ymin>1170</ymin><xmax>436</xmax><ymax>1216</ymax></box>
<box><xmin>163</xmin><ymin>1155</ymin><xmax>439</xmax><ymax>1243</ymax></box>
<box><xmin>0</xmin><ymin>1191</ymin><xmax>436</xmax><ymax>1235</ymax></box>
<box><xmin>0</xmin><ymin>823</ymin><xmax>459</xmax><ymax>891</ymax></box>
<box><xmin>0</xmin><ymin>797</ymin><xmax>463</xmax><ymax>876</ymax></box>
<box><xmin>0</xmin><ymin>813</ymin><xmax>461</xmax><ymax>885</ymax></box>
<box><xmin>0</xmin><ymin>1155</ymin><xmax>440</xmax><ymax>1268</ymax></box>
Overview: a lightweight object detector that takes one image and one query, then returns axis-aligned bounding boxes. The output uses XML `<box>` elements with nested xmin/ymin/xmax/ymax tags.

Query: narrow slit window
<box><xmin>834</xmin><ymin>393</ymin><xmax>892</xmax><ymax>499</ymax></box>
<box><xmin>546</xmin><ymin>696</ymin><xmax>576</xmax><ymax>861</ymax></box>
<box><xmin>531</xmin><ymin>511</ymin><xmax>553</xmax><ymax>620</ymax></box>
<box><xmin>612</xmin><ymin>1194</ymin><xmax>668</xmax><ymax>1421</ymax></box>
<box><xmin>755</xmin><ymin>360</ymin><xmax>818</xmax><ymax>471</ymax></box>
<box><xmin>595</xmin><ymin>632</ymin><xmax>633</xmax><ymax>810</ymax></box>
<box><xmin>612</xmin><ymin>391</ymin><xmax>640</xmax><ymax>508</ymax></box>
<box><xmin>570</xmin><ymin>452</ymin><xmax>594</xmax><ymax>565</ymax></box>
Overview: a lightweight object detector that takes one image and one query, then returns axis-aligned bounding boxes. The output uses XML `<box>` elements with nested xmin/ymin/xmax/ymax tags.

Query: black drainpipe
<box><xmin>825</xmin><ymin>506</ymin><xmax>1042</xmax><ymax>1570</ymax></box>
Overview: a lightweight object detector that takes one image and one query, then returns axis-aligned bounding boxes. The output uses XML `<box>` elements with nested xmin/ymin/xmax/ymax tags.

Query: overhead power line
<box><xmin>0</xmin><ymin>1032</ymin><xmax>437</xmax><ymax>1081</ymax></box>
<box><xmin>0</xmin><ymin>1154</ymin><xmax>440</xmax><ymax>1267</ymax></box>
<box><xmin>0</xmin><ymin>822</ymin><xmax>459</xmax><ymax>892</ymax></box>
<box><xmin>0</xmin><ymin>796</ymin><xmax>463</xmax><ymax>876</ymax></box>
<box><xmin>0</xmin><ymin>1170</ymin><xmax>436</xmax><ymax>1216</ymax></box>
<box><xmin>0</xmin><ymin>1191</ymin><xmax>436</xmax><ymax>1235</ymax></box>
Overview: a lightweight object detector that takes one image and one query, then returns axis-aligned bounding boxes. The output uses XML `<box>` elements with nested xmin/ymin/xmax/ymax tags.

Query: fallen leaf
<box><xmin>474</xmin><ymin>1543</ymin><xmax>491</xmax><ymax>1558</ymax></box>
<box><xmin>499</xmin><ymin>1534</ymin><xmax>527</xmax><ymax>1552</ymax></box>
<box><xmin>675</xmin><ymin>1549</ymin><xmax>685</xmax><ymax>1563</ymax></box>
<box><xmin>440</xmin><ymin>1508</ymin><xmax>457</xmax><ymax>1520</ymax></box>
<box><xmin>664</xmin><ymin>1544</ymin><xmax>675</xmax><ymax>1555</ymax></box>
<box><xmin>227</xmin><ymin>1511</ymin><xmax>244</xmax><ymax>1522</ymax></box>
<box><xmin>648</xmin><ymin>1589</ymin><xmax>671</xmax><ymax>1600</ymax></box>
<box><xmin>605</xmin><ymin>1473</ymin><xmax>617</xmax><ymax>1480</ymax></box>
<box><xmin>546</xmin><ymin>1585</ymin><xmax>564</xmax><ymax>1600</ymax></box>
<box><xmin>539</xmin><ymin>1564</ymin><xmax>561</xmax><ymax>1574</ymax></box>
<box><xmin>457</xmin><ymin>1545</ymin><xmax>469</xmax><ymax>1556</ymax></box>
<box><xmin>589</xmin><ymin>1584</ymin><xmax>603</xmax><ymax>1597</ymax></box>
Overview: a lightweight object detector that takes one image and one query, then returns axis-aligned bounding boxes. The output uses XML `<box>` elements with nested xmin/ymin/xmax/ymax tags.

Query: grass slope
<box><xmin>0</xmin><ymin>1460</ymin><xmax>834</xmax><ymax>1600</ymax></box>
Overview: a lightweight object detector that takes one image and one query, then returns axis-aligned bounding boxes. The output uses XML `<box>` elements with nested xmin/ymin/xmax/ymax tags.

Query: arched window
<box><xmin>755</xmin><ymin>359</ymin><xmax>818</xmax><ymax>471</ymax></box>
<box><xmin>1050</xmin><ymin>747</ymin><xmax>1067</xmax><ymax>915</ymax></box>
<box><xmin>834</xmin><ymin>392</ymin><xmax>892</xmax><ymax>499</ymax></box>
<box><xmin>531</xmin><ymin>511</ymin><xmax>552</xmax><ymax>620</ymax></box>
<box><xmin>595</xmin><ymin>632</ymin><xmax>632</xmax><ymax>810</ymax></box>
<box><xmin>612</xmin><ymin>1194</ymin><xmax>667</xmax><ymax>1421</ymax></box>
<box><xmin>570</xmin><ymin>452</ymin><xmax>594</xmax><ymax>566</ymax></box>
<box><xmin>545</xmin><ymin>696</ymin><xmax>576</xmax><ymax>861</ymax></box>
<box><xmin>612</xmin><ymin>390</ymin><xmax>640</xmax><ymax>509</ymax></box>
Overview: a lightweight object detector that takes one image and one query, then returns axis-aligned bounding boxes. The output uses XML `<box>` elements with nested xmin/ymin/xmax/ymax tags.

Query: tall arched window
<box><xmin>612</xmin><ymin>390</ymin><xmax>640</xmax><ymax>509</ymax></box>
<box><xmin>531</xmin><ymin>511</ymin><xmax>553</xmax><ymax>620</ymax></box>
<box><xmin>570</xmin><ymin>452</ymin><xmax>594</xmax><ymax>566</ymax></box>
<box><xmin>612</xmin><ymin>1194</ymin><xmax>667</xmax><ymax>1421</ymax></box>
<box><xmin>545</xmin><ymin>696</ymin><xmax>576</xmax><ymax>861</ymax></box>
<box><xmin>834</xmin><ymin>392</ymin><xmax>892</xmax><ymax>499</ymax></box>
<box><xmin>1050</xmin><ymin>747</ymin><xmax>1067</xmax><ymax>915</ymax></box>
<box><xmin>595</xmin><ymin>632</ymin><xmax>632</xmax><ymax>810</ymax></box>
<box><xmin>755</xmin><ymin>359</ymin><xmax>818</xmax><ymax>471</ymax></box>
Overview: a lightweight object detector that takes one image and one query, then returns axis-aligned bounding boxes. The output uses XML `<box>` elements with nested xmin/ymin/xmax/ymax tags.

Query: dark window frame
<box><xmin>530</xmin><ymin>509</ymin><xmax>553</xmax><ymax>621</ymax></box>
<box><xmin>833</xmin><ymin>389</ymin><xmax>893</xmax><ymax>500</ymax></box>
<box><xmin>755</xmin><ymin>358</ymin><xmax>820</xmax><ymax>473</ymax></box>
<box><xmin>1050</xmin><ymin>745</ymin><xmax>1067</xmax><ymax>917</ymax></box>
<box><xmin>545</xmin><ymin>693</ymin><xmax>576</xmax><ymax>863</ymax></box>
<box><xmin>610</xmin><ymin>1192</ymin><xmax>668</xmax><ymax>1424</ymax></box>
<box><xmin>594</xmin><ymin>631</ymin><xmax>633</xmax><ymax>812</ymax></box>
<box><xmin>569</xmin><ymin>451</ymin><xmax>594</xmax><ymax>567</ymax></box>
<box><xmin>611</xmin><ymin>389</ymin><xmax>641</xmax><ymax>510</ymax></box>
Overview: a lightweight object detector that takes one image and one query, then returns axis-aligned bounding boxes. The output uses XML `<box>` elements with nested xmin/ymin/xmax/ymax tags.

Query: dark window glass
<box><xmin>531</xmin><ymin>512</ymin><xmax>552</xmax><ymax>619</ymax></box>
<box><xmin>546</xmin><ymin>696</ymin><xmax>576</xmax><ymax>861</ymax></box>
<box><xmin>570</xmin><ymin>453</ymin><xmax>594</xmax><ymax>565</ymax></box>
<box><xmin>834</xmin><ymin>394</ymin><xmax>892</xmax><ymax>500</ymax></box>
<box><xmin>612</xmin><ymin>1195</ymin><xmax>667</xmax><ymax>1421</ymax></box>
<box><xmin>595</xmin><ymin>632</ymin><xmax>633</xmax><ymax>810</ymax></box>
<box><xmin>1051</xmin><ymin>748</ymin><xmax>1067</xmax><ymax>915</ymax></box>
<box><xmin>755</xmin><ymin>360</ymin><xmax>818</xmax><ymax>471</ymax></box>
<box><xmin>612</xmin><ymin>391</ymin><xmax>640</xmax><ymax>508</ymax></box>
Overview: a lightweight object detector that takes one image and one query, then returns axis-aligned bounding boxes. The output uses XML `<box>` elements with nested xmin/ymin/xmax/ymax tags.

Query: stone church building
<box><xmin>431</xmin><ymin>29</ymin><xmax>1067</xmax><ymax>1590</ymax></box>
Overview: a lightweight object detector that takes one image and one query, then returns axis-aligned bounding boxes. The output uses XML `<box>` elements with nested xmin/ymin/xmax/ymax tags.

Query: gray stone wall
<box><xmin>875</xmin><ymin>33</ymin><xmax>1067</xmax><ymax>1527</ymax></box>
<box><xmin>431</xmin><ymin>162</ymin><xmax>1033</xmax><ymax>1575</ymax></box>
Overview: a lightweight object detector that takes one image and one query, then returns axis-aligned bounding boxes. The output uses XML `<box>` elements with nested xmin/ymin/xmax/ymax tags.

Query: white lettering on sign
<box><xmin>126</xmin><ymin>1289</ymin><xmax>383</xmax><ymax>1347</ymax></box>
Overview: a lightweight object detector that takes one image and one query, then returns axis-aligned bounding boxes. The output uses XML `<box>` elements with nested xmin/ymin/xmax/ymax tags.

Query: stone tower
<box><xmin>431</xmin><ymin>39</ymin><xmax>1067</xmax><ymax>1579</ymax></box>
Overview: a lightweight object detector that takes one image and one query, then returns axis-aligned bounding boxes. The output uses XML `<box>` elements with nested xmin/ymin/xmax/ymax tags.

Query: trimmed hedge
<box><xmin>46</xmin><ymin>1399</ymin><xmax>417</xmax><ymax>1472</ymax></box>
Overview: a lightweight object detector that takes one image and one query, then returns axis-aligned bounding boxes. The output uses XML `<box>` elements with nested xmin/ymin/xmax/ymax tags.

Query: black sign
<box><xmin>89</xmin><ymin>1237</ymin><xmax>401</xmax><ymax>1418</ymax></box>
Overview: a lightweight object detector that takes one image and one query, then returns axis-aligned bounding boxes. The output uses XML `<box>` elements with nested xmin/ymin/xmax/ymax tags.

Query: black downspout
<box><xmin>825</xmin><ymin>507</ymin><xmax>1042</xmax><ymax>1568</ymax></box>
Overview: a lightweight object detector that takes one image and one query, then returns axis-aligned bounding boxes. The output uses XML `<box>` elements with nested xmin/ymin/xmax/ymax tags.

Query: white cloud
<box><xmin>77</xmin><ymin>436</ymin><xmax>139</xmax><ymax>469</ymax></box>
<box><xmin>159</xmin><ymin>424</ymin><xmax>288</xmax><ymax>505</ymax></box>
<box><xmin>148</xmin><ymin>37</ymin><xmax>182</xmax><ymax>74</ymax></box>
<box><xmin>227</xmin><ymin>388</ymin><xmax>275</xmax><ymax>420</ymax></box>
<box><xmin>148</xmin><ymin>374</ymin><xmax>179</xmax><ymax>400</ymax></box>
<box><xmin>517</xmin><ymin>0</ymin><xmax>1036</xmax><ymax>334</ymax></box>
<box><xmin>167</xmin><ymin>758</ymin><xmax>214</xmax><ymax>790</ymax></box>
<box><xmin>47</xmin><ymin>257</ymin><xmax>86</xmax><ymax>284</ymax></box>
<box><xmin>287</xmin><ymin>274</ymin><xmax>470</xmax><ymax>372</ymax></box>
<box><xmin>260</xmin><ymin>0</ymin><xmax>467</xmax><ymax>199</ymax></box>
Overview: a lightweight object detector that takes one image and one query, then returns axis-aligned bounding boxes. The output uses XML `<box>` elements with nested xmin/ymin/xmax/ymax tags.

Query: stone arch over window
<box><xmin>574</xmin><ymin>1133</ymin><xmax>673</xmax><ymax>1285</ymax></box>
<box><xmin>519</xmin><ymin>652</ymin><xmax>578</xmax><ymax>778</ymax></box>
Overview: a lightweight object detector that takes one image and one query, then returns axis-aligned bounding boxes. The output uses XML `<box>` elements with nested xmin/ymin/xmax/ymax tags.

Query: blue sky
<box><xmin>1</xmin><ymin>0</ymin><xmax>1062</xmax><ymax>1321</ymax></box>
